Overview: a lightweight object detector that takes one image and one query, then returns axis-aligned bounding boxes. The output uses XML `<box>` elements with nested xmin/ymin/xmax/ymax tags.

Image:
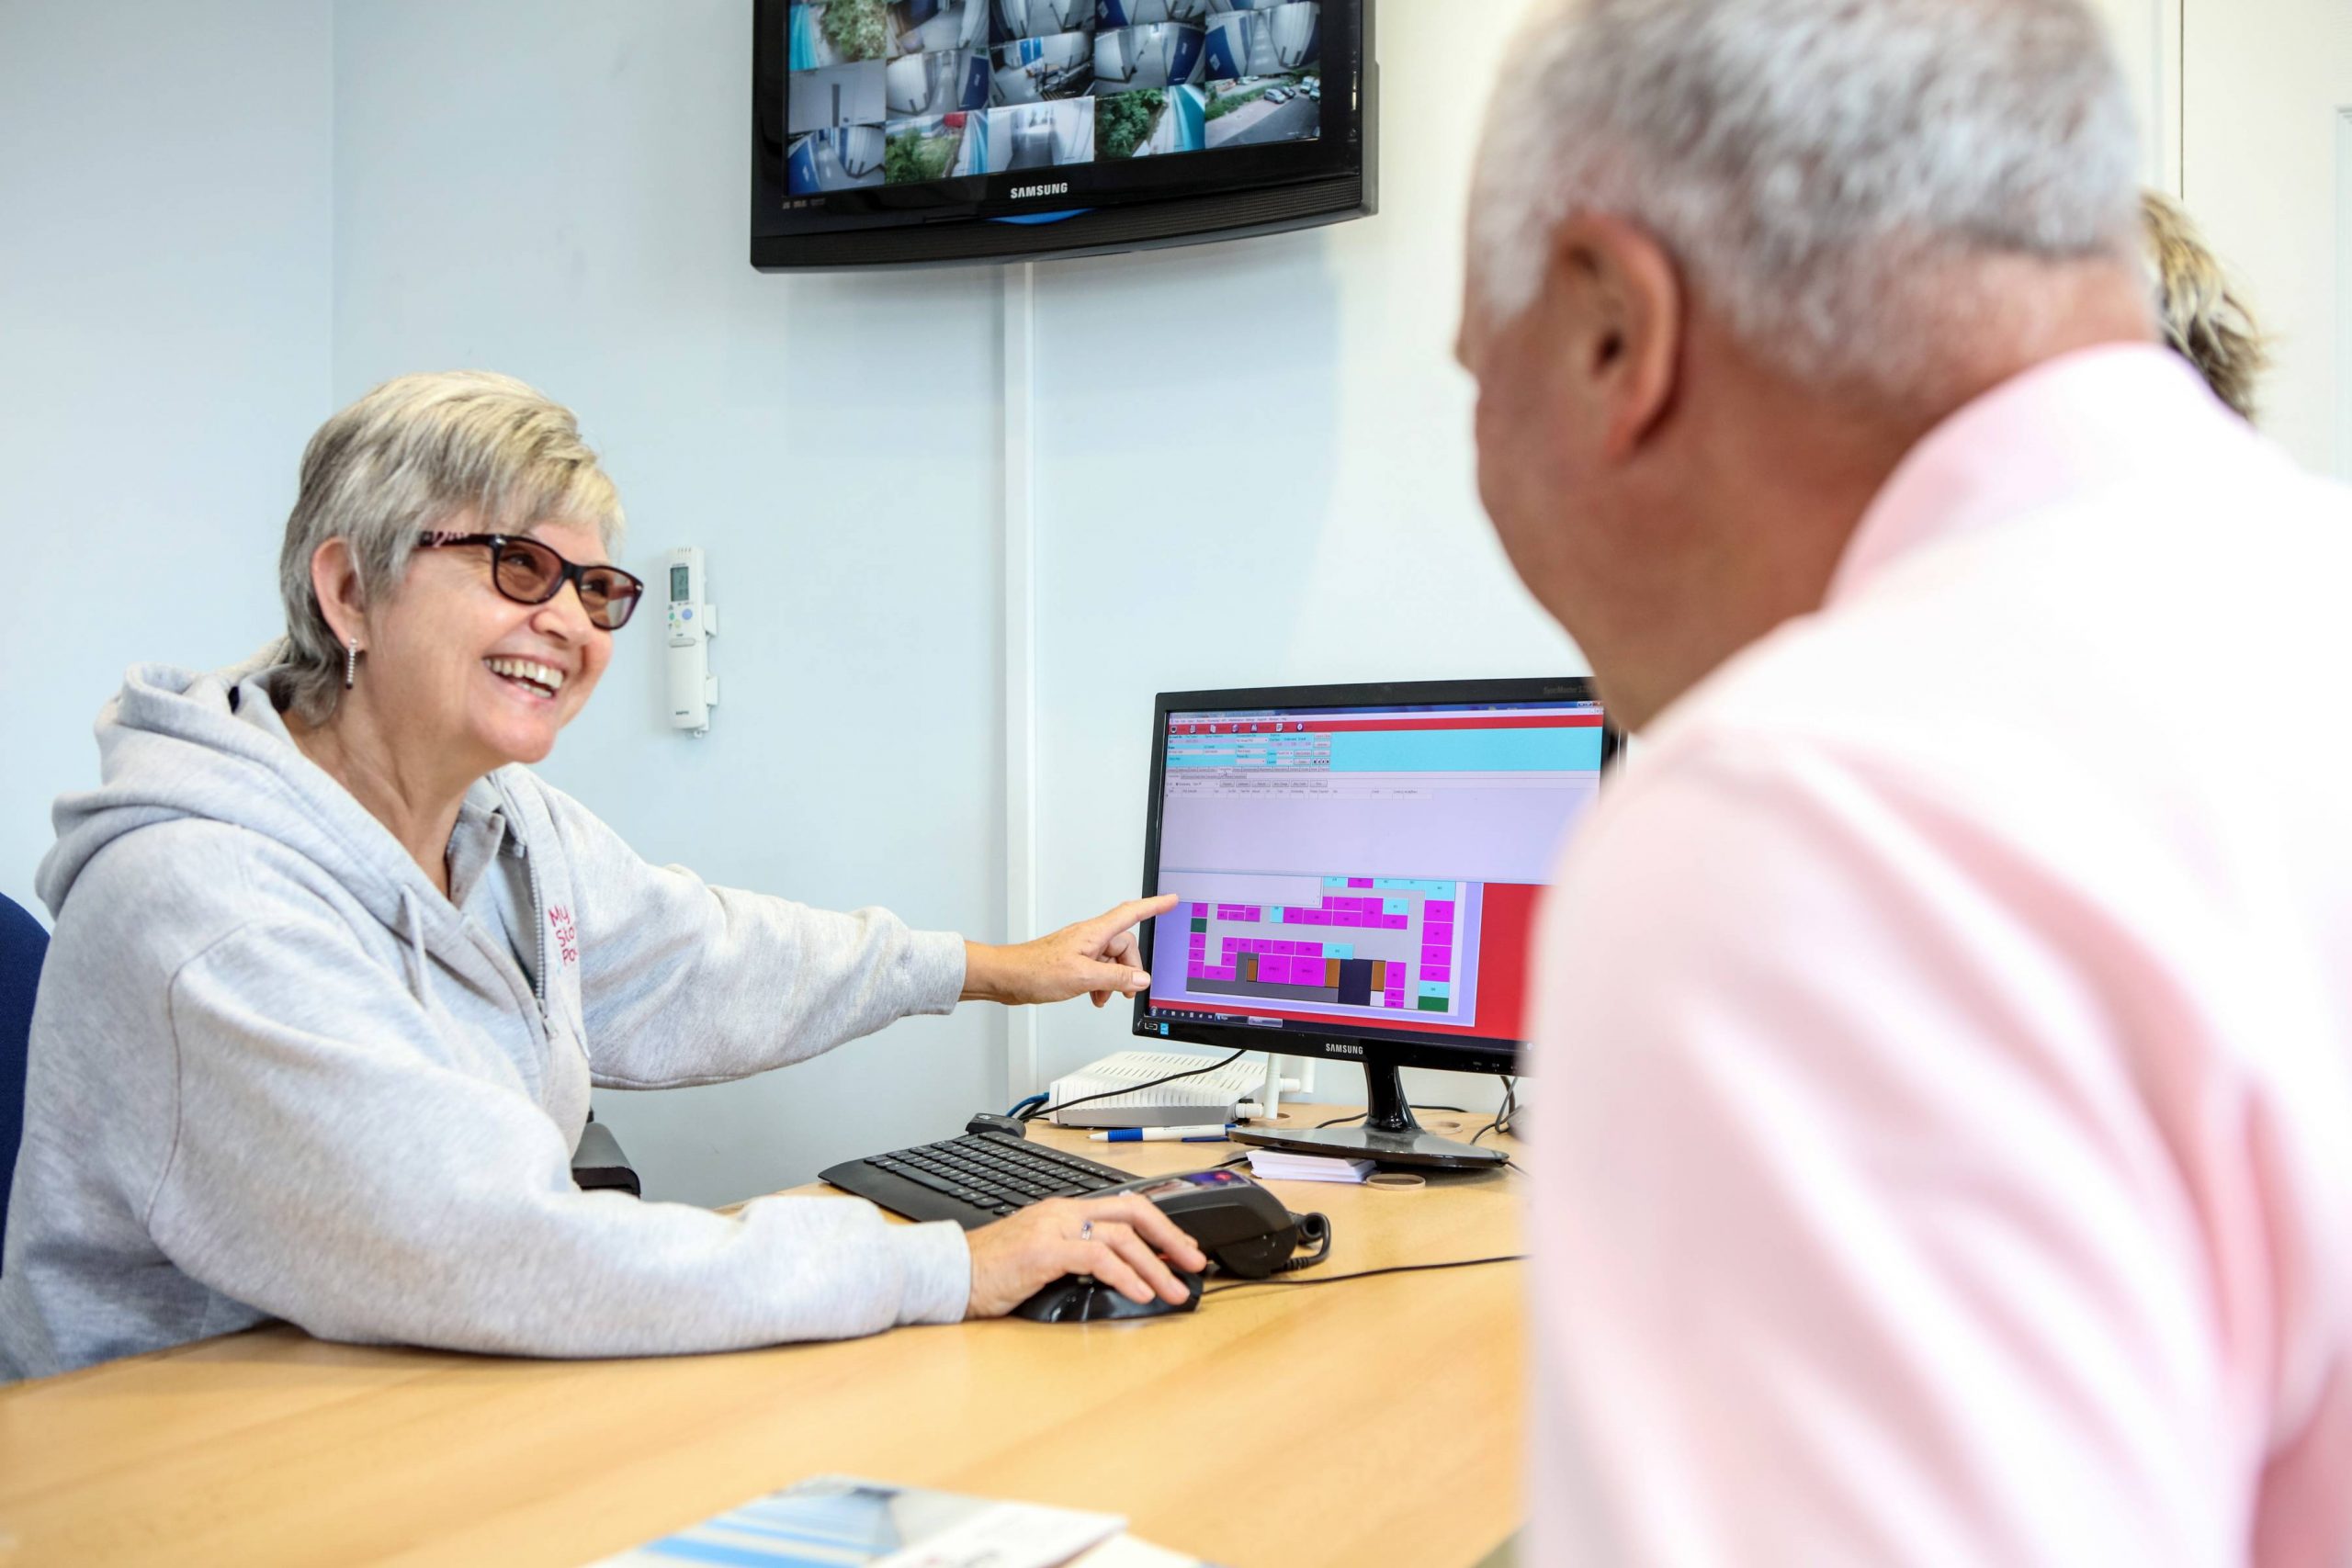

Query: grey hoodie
<box><xmin>0</xmin><ymin>654</ymin><xmax>973</xmax><ymax>1382</ymax></box>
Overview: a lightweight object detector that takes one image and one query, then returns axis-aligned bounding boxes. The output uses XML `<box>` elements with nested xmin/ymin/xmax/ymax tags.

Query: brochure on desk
<box><xmin>591</xmin><ymin>1473</ymin><xmax>1211</xmax><ymax>1568</ymax></box>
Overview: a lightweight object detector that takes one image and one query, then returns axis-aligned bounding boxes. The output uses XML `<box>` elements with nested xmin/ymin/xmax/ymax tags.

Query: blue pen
<box><xmin>1088</xmin><ymin>1124</ymin><xmax>1237</xmax><ymax>1143</ymax></box>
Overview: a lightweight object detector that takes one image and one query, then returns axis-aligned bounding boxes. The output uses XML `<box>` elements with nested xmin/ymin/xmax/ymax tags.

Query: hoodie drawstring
<box><xmin>400</xmin><ymin>888</ymin><xmax>435</xmax><ymax>1010</ymax></box>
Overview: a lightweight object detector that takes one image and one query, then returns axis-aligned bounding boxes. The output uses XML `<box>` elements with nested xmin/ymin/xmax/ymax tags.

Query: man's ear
<box><xmin>310</xmin><ymin>537</ymin><xmax>368</xmax><ymax>649</ymax></box>
<box><xmin>1549</xmin><ymin>212</ymin><xmax>1683</xmax><ymax>461</ymax></box>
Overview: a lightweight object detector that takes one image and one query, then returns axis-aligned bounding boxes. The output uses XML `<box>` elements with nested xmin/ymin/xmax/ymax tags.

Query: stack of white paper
<box><xmin>1247</xmin><ymin>1149</ymin><xmax>1374</xmax><ymax>1183</ymax></box>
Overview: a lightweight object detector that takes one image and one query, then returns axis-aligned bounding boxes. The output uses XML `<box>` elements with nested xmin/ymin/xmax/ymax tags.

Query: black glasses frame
<box><xmin>414</xmin><ymin>531</ymin><xmax>645</xmax><ymax>630</ymax></box>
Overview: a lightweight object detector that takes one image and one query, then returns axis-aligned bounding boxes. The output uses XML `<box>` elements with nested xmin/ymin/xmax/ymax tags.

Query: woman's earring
<box><xmin>345</xmin><ymin>639</ymin><xmax>362</xmax><ymax>690</ymax></box>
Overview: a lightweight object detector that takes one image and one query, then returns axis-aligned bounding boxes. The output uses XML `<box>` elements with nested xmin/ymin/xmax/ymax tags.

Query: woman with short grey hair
<box><xmin>0</xmin><ymin>370</ymin><xmax>1203</xmax><ymax>1382</ymax></box>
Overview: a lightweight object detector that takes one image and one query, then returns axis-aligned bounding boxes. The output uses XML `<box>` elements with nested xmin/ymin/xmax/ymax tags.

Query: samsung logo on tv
<box><xmin>1326</xmin><ymin>1042</ymin><xmax>1363</xmax><ymax>1056</ymax></box>
<box><xmin>1011</xmin><ymin>183</ymin><xmax>1069</xmax><ymax>200</ymax></box>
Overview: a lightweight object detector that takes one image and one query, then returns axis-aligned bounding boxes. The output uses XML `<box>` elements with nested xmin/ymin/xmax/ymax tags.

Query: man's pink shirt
<box><xmin>1530</xmin><ymin>346</ymin><xmax>2352</xmax><ymax>1564</ymax></box>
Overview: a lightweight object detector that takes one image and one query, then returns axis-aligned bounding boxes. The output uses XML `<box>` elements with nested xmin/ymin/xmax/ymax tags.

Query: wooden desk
<box><xmin>0</xmin><ymin>1112</ymin><xmax>1524</xmax><ymax>1567</ymax></box>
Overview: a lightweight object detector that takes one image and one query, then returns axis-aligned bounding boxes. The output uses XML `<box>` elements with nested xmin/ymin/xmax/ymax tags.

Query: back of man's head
<box><xmin>1472</xmin><ymin>0</ymin><xmax>2145</xmax><ymax>403</ymax></box>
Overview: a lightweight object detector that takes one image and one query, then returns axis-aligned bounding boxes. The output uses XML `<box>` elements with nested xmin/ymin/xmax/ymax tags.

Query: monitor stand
<box><xmin>1229</xmin><ymin>1062</ymin><xmax>1508</xmax><ymax>1171</ymax></box>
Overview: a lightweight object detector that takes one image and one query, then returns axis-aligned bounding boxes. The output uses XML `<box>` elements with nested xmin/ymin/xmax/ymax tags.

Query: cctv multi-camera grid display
<box><xmin>1133</xmin><ymin>679</ymin><xmax>1620</xmax><ymax>1168</ymax></box>
<box><xmin>755</xmin><ymin>0</ymin><xmax>1365</xmax><ymax>265</ymax></box>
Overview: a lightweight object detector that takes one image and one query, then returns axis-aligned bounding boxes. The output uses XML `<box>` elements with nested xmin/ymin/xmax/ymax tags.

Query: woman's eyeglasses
<box><xmin>414</xmin><ymin>532</ymin><xmax>644</xmax><ymax>630</ymax></box>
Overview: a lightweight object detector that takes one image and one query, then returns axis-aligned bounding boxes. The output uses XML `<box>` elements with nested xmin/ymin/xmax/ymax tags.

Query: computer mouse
<box><xmin>1011</xmin><ymin>1268</ymin><xmax>1204</xmax><ymax>1324</ymax></box>
<box><xmin>964</xmin><ymin>1111</ymin><xmax>1029</xmax><ymax>1140</ymax></box>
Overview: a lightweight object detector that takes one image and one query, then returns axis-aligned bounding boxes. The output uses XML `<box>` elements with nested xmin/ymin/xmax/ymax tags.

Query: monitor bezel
<box><xmin>1131</xmin><ymin>676</ymin><xmax>1621</xmax><ymax>1077</ymax></box>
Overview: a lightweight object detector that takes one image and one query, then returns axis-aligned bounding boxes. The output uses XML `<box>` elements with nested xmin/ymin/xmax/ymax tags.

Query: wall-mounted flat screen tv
<box><xmin>752</xmin><ymin>0</ymin><xmax>1375</xmax><ymax>269</ymax></box>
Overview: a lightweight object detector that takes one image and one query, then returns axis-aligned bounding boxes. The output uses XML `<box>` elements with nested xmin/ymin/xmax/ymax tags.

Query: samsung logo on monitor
<box><xmin>1325</xmin><ymin>1042</ymin><xmax>1363</xmax><ymax>1056</ymax></box>
<box><xmin>1011</xmin><ymin>183</ymin><xmax>1069</xmax><ymax>200</ymax></box>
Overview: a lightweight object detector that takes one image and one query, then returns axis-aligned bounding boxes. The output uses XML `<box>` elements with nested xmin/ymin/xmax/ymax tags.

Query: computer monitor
<box><xmin>1132</xmin><ymin>677</ymin><xmax>1620</xmax><ymax>1168</ymax></box>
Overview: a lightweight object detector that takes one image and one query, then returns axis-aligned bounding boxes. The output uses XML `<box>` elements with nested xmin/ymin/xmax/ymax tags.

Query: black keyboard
<box><xmin>820</xmin><ymin>1131</ymin><xmax>1136</xmax><ymax>1230</ymax></box>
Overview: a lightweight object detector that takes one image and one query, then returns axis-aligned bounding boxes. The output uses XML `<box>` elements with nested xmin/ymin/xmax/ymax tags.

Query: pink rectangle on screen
<box><xmin>1426</xmin><ymin>901</ymin><xmax>1454</xmax><ymax>919</ymax></box>
<box><xmin>1192</xmin><ymin>902</ymin><xmax>1207</xmax><ymax>917</ymax></box>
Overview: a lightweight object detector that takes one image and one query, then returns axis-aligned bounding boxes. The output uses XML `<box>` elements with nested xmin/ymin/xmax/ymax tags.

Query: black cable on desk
<box><xmin>1203</xmin><ymin>1254</ymin><xmax>1528</xmax><ymax>1295</ymax></box>
<box><xmin>1314</xmin><ymin>1103</ymin><xmax>1467</xmax><ymax>1130</ymax></box>
<box><xmin>1469</xmin><ymin>1076</ymin><xmax>1518</xmax><ymax>1146</ymax></box>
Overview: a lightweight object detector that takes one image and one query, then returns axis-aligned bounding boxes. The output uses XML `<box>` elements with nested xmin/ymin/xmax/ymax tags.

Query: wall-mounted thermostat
<box><xmin>664</xmin><ymin>546</ymin><xmax>718</xmax><ymax>735</ymax></box>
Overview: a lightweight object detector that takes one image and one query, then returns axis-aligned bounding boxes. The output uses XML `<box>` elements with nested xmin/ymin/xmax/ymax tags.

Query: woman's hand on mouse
<box><xmin>965</xmin><ymin>1194</ymin><xmax>1209</xmax><ymax>1318</ymax></box>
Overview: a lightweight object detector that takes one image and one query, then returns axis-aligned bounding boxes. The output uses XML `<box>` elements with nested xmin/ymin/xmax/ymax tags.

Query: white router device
<box><xmin>1046</xmin><ymin>1050</ymin><xmax>1280</xmax><ymax>1130</ymax></box>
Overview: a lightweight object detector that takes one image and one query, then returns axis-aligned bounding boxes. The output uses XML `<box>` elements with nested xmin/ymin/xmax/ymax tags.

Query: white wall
<box><xmin>0</xmin><ymin>1</ymin><xmax>334</xmax><ymax>916</ymax></box>
<box><xmin>6</xmin><ymin>0</ymin><xmax>2234</xmax><ymax>1199</ymax></box>
<box><xmin>2180</xmin><ymin>0</ymin><xmax>2352</xmax><ymax>478</ymax></box>
<box><xmin>331</xmin><ymin>0</ymin><xmax>1008</xmax><ymax>1208</ymax></box>
<box><xmin>1026</xmin><ymin>7</ymin><xmax>1583</xmax><ymax>1114</ymax></box>
<box><xmin>2085</xmin><ymin>0</ymin><xmax>2184</xmax><ymax>193</ymax></box>
<box><xmin>325</xmin><ymin>2</ymin><xmax>1582</xmax><ymax>1158</ymax></box>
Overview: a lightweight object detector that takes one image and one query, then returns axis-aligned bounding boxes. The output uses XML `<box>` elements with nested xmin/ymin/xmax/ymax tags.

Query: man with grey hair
<box><xmin>1461</xmin><ymin>0</ymin><xmax>2352</xmax><ymax>1561</ymax></box>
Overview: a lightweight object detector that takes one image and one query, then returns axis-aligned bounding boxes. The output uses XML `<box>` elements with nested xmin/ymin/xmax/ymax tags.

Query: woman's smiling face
<box><xmin>358</xmin><ymin>518</ymin><xmax>615</xmax><ymax>774</ymax></box>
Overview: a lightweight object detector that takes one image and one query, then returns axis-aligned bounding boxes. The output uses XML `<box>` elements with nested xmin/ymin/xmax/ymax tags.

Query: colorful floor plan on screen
<box><xmin>1178</xmin><ymin>874</ymin><xmax>1470</xmax><ymax>1018</ymax></box>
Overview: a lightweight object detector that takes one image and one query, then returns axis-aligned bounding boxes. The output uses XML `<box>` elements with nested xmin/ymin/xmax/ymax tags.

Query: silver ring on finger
<box><xmin>1080</xmin><ymin>1219</ymin><xmax>1093</xmax><ymax>1242</ymax></box>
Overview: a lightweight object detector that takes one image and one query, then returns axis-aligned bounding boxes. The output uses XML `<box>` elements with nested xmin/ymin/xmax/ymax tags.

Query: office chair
<box><xmin>0</xmin><ymin>893</ymin><xmax>46</xmax><ymax>1266</ymax></box>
